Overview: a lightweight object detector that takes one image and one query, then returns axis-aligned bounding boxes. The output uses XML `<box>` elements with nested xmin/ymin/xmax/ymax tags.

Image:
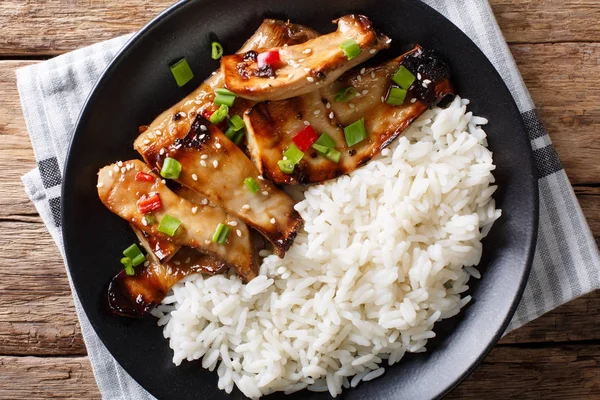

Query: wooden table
<box><xmin>1</xmin><ymin>1</ymin><xmax>599</xmax><ymax>398</ymax></box>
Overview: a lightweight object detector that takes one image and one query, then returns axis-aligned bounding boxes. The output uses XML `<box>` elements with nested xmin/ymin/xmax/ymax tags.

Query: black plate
<box><xmin>62</xmin><ymin>0</ymin><xmax>538</xmax><ymax>398</ymax></box>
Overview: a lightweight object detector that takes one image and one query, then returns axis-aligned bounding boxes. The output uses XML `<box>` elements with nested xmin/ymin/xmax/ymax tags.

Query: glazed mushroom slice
<box><xmin>137</xmin><ymin>116</ymin><xmax>303</xmax><ymax>256</ymax></box>
<box><xmin>136</xmin><ymin>19</ymin><xmax>318</xmax><ymax>160</ymax></box>
<box><xmin>244</xmin><ymin>45</ymin><xmax>453</xmax><ymax>185</ymax></box>
<box><xmin>221</xmin><ymin>15</ymin><xmax>390</xmax><ymax>101</ymax></box>
<box><xmin>97</xmin><ymin>159</ymin><xmax>256</xmax><ymax>281</ymax></box>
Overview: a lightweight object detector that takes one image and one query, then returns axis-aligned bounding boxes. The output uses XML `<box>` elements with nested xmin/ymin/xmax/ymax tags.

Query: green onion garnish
<box><xmin>212</xmin><ymin>223</ymin><xmax>230</xmax><ymax>244</ymax></box>
<box><xmin>386</xmin><ymin>87</ymin><xmax>407</xmax><ymax>106</ymax></box>
<box><xmin>228</xmin><ymin>115</ymin><xmax>245</xmax><ymax>131</ymax></box>
<box><xmin>392</xmin><ymin>66</ymin><xmax>415</xmax><ymax>89</ymax></box>
<box><xmin>158</xmin><ymin>214</ymin><xmax>181</xmax><ymax>237</ymax></box>
<box><xmin>214</xmin><ymin>88</ymin><xmax>236</xmax><ymax>107</ymax></box>
<box><xmin>121</xmin><ymin>257</ymin><xmax>135</xmax><ymax>276</ymax></box>
<box><xmin>142</xmin><ymin>214</ymin><xmax>156</xmax><ymax>226</ymax></box>
<box><xmin>344</xmin><ymin>118</ymin><xmax>367</xmax><ymax>147</ymax></box>
<box><xmin>314</xmin><ymin>133</ymin><xmax>336</xmax><ymax>149</ymax></box>
<box><xmin>244</xmin><ymin>177</ymin><xmax>260</xmax><ymax>194</ymax></box>
<box><xmin>325</xmin><ymin>148</ymin><xmax>341</xmax><ymax>163</ymax></box>
<box><xmin>277</xmin><ymin>159</ymin><xmax>295</xmax><ymax>174</ymax></box>
<box><xmin>284</xmin><ymin>144</ymin><xmax>304</xmax><ymax>165</ymax></box>
<box><xmin>160</xmin><ymin>157</ymin><xmax>182</xmax><ymax>179</ymax></box>
<box><xmin>224</xmin><ymin>126</ymin><xmax>245</xmax><ymax>144</ymax></box>
<box><xmin>334</xmin><ymin>86</ymin><xmax>357</xmax><ymax>102</ymax></box>
<box><xmin>211</xmin><ymin>41</ymin><xmax>224</xmax><ymax>60</ymax></box>
<box><xmin>311</xmin><ymin>143</ymin><xmax>329</xmax><ymax>155</ymax></box>
<box><xmin>170</xmin><ymin>58</ymin><xmax>194</xmax><ymax>87</ymax></box>
<box><xmin>209</xmin><ymin>104</ymin><xmax>229</xmax><ymax>124</ymax></box>
<box><xmin>123</xmin><ymin>243</ymin><xmax>146</xmax><ymax>266</ymax></box>
<box><xmin>340</xmin><ymin>39</ymin><xmax>361</xmax><ymax>60</ymax></box>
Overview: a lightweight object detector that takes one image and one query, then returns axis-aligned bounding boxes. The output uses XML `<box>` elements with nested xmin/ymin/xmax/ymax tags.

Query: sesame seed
<box><xmin>422</xmin><ymin>82</ymin><xmax>428</xmax><ymax>88</ymax></box>
<box><xmin>179</xmin><ymin>112</ymin><xmax>187</xmax><ymax>118</ymax></box>
<box><xmin>143</xmin><ymin>139</ymin><xmax>150</xmax><ymax>145</ymax></box>
<box><xmin>200</xmin><ymin>125</ymin><xmax>207</xmax><ymax>131</ymax></box>
<box><xmin>191</xmin><ymin>206</ymin><xmax>198</xmax><ymax>214</ymax></box>
<box><xmin>326</xmin><ymin>102</ymin><xmax>331</xmax><ymax>109</ymax></box>
<box><xmin>121</xmin><ymin>167</ymin><xmax>126</xmax><ymax>173</ymax></box>
<box><xmin>97</xmin><ymin>182</ymin><xmax>104</xmax><ymax>188</ymax></box>
<box><xmin>215</xmin><ymin>143</ymin><xmax>221</xmax><ymax>149</ymax></box>
<box><xmin>199</xmin><ymin>134</ymin><xmax>206</xmax><ymax>139</ymax></box>
<box><xmin>360</xmin><ymin>67</ymin><xmax>366</xmax><ymax>74</ymax></box>
<box><xmin>141</xmin><ymin>218</ymin><xmax>148</xmax><ymax>226</ymax></box>
<box><xmin>229</xmin><ymin>221</ymin><xmax>238</xmax><ymax>226</ymax></box>
<box><xmin>185</xmin><ymin>257</ymin><xmax>190</xmax><ymax>264</ymax></box>
<box><xmin>369</xmin><ymin>49</ymin><xmax>376</xmax><ymax>54</ymax></box>
<box><xmin>357</xmin><ymin>75</ymin><xmax>362</xmax><ymax>82</ymax></box>
<box><xmin>298</xmin><ymin>58</ymin><xmax>305</xmax><ymax>63</ymax></box>
<box><xmin>211</xmin><ymin>71</ymin><xmax>217</xmax><ymax>76</ymax></box>
<box><xmin>242</xmin><ymin>204</ymin><xmax>250</xmax><ymax>210</ymax></box>
<box><xmin>213</xmin><ymin>160</ymin><xmax>219</xmax><ymax>168</ymax></box>
<box><xmin>262</xmin><ymin>191</ymin><xmax>269</xmax><ymax>196</ymax></box>
<box><xmin>201</xmin><ymin>154</ymin><xmax>208</xmax><ymax>159</ymax></box>
<box><xmin>381</xmin><ymin>96</ymin><xmax>385</xmax><ymax>102</ymax></box>
<box><xmin>201</xmin><ymin>199</ymin><xmax>209</xmax><ymax>205</ymax></box>
<box><xmin>283</xmin><ymin>44</ymin><xmax>288</xmax><ymax>47</ymax></box>
<box><xmin>306</xmin><ymin>77</ymin><xmax>314</xmax><ymax>82</ymax></box>
<box><xmin>201</xmin><ymin>160</ymin><xmax>207</xmax><ymax>167</ymax></box>
<box><xmin>108</xmin><ymin>170</ymin><xmax>113</xmax><ymax>177</ymax></box>
<box><xmin>410</xmin><ymin>98</ymin><xmax>417</xmax><ymax>103</ymax></box>
<box><xmin>270</xmin><ymin>218</ymin><xmax>276</xmax><ymax>224</ymax></box>
<box><xmin>174</xmin><ymin>261</ymin><xmax>181</xmax><ymax>265</ymax></box>
<box><xmin>329</xmin><ymin>111</ymin><xmax>334</xmax><ymax>119</ymax></box>
<box><xmin>159</xmin><ymin>148</ymin><xmax>165</xmax><ymax>155</ymax></box>
<box><xmin>126</xmin><ymin>163</ymin><xmax>133</xmax><ymax>170</ymax></box>
<box><xmin>155</xmin><ymin>130</ymin><xmax>162</xmax><ymax>136</ymax></box>
<box><xmin>370</xmin><ymin>71</ymin><xmax>376</xmax><ymax>79</ymax></box>
<box><xmin>304</xmin><ymin>67</ymin><xmax>311</xmax><ymax>72</ymax></box>
<box><xmin>257</xmin><ymin>175</ymin><xmax>264</xmax><ymax>181</ymax></box>
<box><xmin>303</xmin><ymin>120</ymin><xmax>310</xmax><ymax>126</ymax></box>
<box><xmin>362</xmin><ymin>90</ymin><xmax>369</xmax><ymax>95</ymax></box>
<box><xmin>144</xmin><ymin>261</ymin><xmax>150</xmax><ymax>267</ymax></box>
<box><xmin>195</xmin><ymin>100</ymin><xmax>202</xmax><ymax>105</ymax></box>
<box><xmin>282</xmin><ymin>156</ymin><xmax>288</xmax><ymax>161</ymax></box>
<box><xmin>161</xmin><ymin>179</ymin><xmax>166</xmax><ymax>184</ymax></box>
<box><xmin>314</xmin><ymin>110</ymin><xmax>321</xmax><ymax>115</ymax></box>
<box><xmin>236</xmin><ymin>229</ymin><xmax>242</xmax><ymax>237</ymax></box>
<box><xmin>204</xmin><ymin>239</ymin><xmax>211</xmax><ymax>244</ymax></box>
<box><xmin>288</xmin><ymin>73</ymin><xmax>295</xmax><ymax>79</ymax></box>
<box><xmin>117</xmin><ymin>161</ymin><xmax>123</xmax><ymax>167</ymax></box>
<box><xmin>385</xmin><ymin>38</ymin><xmax>392</xmax><ymax>44</ymax></box>
<box><xmin>303</xmin><ymin>48</ymin><xmax>312</xmax><ymax>54</ymax></box>
<box><xmin>269</xmin><ymin>76</ymin><xmax>275</xmax><ymax>80</ymax></box>
<box><xmin>192</xmin><ymin>173</ymin><xmax>198</xmax><ymax>181</ymax></box>
<box><xmin>381</xmin><ymin>148</ymin><xmax>391</xmax><ymax>156</ymax></box>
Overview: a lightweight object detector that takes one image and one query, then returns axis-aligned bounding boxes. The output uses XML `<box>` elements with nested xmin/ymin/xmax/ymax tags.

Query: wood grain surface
<box><xmin>0</xmin><ymin>1</ymin><xmax>599</xmax><ymax>399</ymax></box>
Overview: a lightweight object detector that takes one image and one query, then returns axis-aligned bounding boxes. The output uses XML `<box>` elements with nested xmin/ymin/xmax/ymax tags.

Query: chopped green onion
<box><xmin>123</xmin><ymin>243</ymin><xmax>145</xmax><ymax>267</ymax></box>
<box><xmin>158</xmin><ymin>214</ymin><xmax>181</xmax><ymax>237</ymax></box>
<box><xmin>214</xmin><ymin>92</ymin><xmax>236</xmax><ymax>107</ymax></box>
<box><xmin>212</xmin><ymin>223</ymin><xmax>230</xmax><ymax>244</ymax></box>
<box><xmin>225</xmin><ymin>126</ymin><xmax>245</xmax><ymax>144</ymax></box>
<box><xmin>340</xmin><ymin>39</ymin><xmax>361</xmax><ymax>60</ymax></box>
<box><xmin>283</xmin><ymin>144</ymin><xmax>304</xmax><ymax>165</ymax></box>
<box><xmin>334</xmin><ymin>86</ymin><xmax>357</xmax><ymax>102</ymax></box>
<box><xmin>278</xmin><ymin>159</ymin><xmax>295</xmax><ymax>174</ymax></box>
<box><xmin>209</xmin><ymin>104</ymin><xmax>229</xmax><ymax>124</ymax></box>
<box><xmin>170</xmin><ymin>58</ymin><xmax>194</xmax><ymax>87</ymax></box>
<box><xmin>142</xmin><ymin>214</ymin><xmax>156</xmax><ymax>226</ymax></box>
<box><xmin>392</xmin><ymin>65</ymin><xmax>415</xmax><ymax>89</ymax></box>
<box><xmin>215</xmin><ymin>88</ymin><xmax>234</xmax><ymax>96</ymax></box>
<box><xmin>325</xmin><ymin>148</ymin><xmax>342</xmax><ymax>163</ymax></box>
<box><xmin>121</xmin><ymin>257</ymin><xmax>135</xmax><ymax>276</ymax></box>
<box><xmin>160</xmin><ymin>157</ymin><xmax>182</xmax><ymax>179</ymax></box>
<box><xmin>343</xmin><ymin>118</ymin><xmax>367</xmax><ymax>147</ymax></box>
<box><xmin>211</xmin><ymin>41</ymin><xmax>223</xmax><ymax>60</ymax></box>
<box><xmin>244</xmin><ymin>177</ymin><xmax>260</xmax><ymax>194</ymax></box>
<box><xmin>228</xmin><ymin>115</ymin><xmax>245</xmax><ymax>131</ymax></box>
<box><xmin>311</xmin><ymin>143</ymin><xmax>330</xmax><ymax>155</ymax></box>
<box><xmin>386</xmin><ymin>86</ymin><xmax>407</xmax><ymax>106</ymax></box>
<box><xmin>314</xmin><ymin>133</ymin><xmax>336</xmax><ymax>149</ymax></box>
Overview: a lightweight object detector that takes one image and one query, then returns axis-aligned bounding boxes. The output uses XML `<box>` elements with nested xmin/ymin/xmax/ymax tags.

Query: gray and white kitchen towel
<box><xmin>17</xmin><ymin>1</ymin><xmax>600</xmax><ymax>399</ymax></box>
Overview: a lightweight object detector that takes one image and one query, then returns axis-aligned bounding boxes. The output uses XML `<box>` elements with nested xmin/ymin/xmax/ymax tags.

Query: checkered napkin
<box><xmin>16</xmin><ymin>1</ymin><xmax>600</xmax><ymax>399</ymax></box>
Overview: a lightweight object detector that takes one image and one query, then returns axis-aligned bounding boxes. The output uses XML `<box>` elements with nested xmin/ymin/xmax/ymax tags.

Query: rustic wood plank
<box><xmin>0</xmin><ymin>356</ymin><xmax>100</xmax><ymax>399</ymax></box>
<box><xmin>0</xmin><ymin>1</ymin><xmax>599</xmax><ymax>56</ymax></box>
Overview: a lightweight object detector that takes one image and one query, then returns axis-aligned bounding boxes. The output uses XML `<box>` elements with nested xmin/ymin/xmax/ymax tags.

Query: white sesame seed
<box><xmin>229</xmin><ymin>221</ymin><xmax>238</xmax><ymax>226</ymax></box>
<box><xmin>371</xmin><ymin>71</ymin><xmax>376</xmax><ymax>79</ymax></box>
<box><xmin>144</xmin><ymin>261</ymin><xmax>150</xmax><ymax>267</ymax></box>
<box><xmin>211</xmin><ymin>71</ymin><xmax>217</xmax><ymax>76</ymax></box>
<box><xmin>283</xmin><ymin>156</ymin><xmax>288</xmax><ymax>161</ymax></box>
<box><xmin>362</xmin><ymin>89</ymin><xmax>369</xmax><ymax>95</ymax></box>
<box><xmin>201</xmin><ymin>154</ymin><xmax>208</xmax><ymax>159</ymax></box>
<box><xmin>204</xmin><ymin>239</ymin><xmax>211</xmax><ymax>244</ymax></box>
<box><xmin>213</xmin><ymin>160</ymin><xmax>219</xmax><ymax>168</ymax></box>
<box><xmin>236</xmin><ymin>229</ymin><xmax>242</xmax><ymax>237</ymax></box>
<box><xmin>381</xmin><ymin>96</ymin><xmax>385</xmax><ymax>102</ymax></box>
<box><xmin>369</xmin><ymin>49</ymin><xmax>376</xmax><ymax>54</ymax></box>
<box><xmin>201</xmin><ymin>160</ymin><xmax>207</xmax><ymax>167</ymax></box>
<box><xmin>195</xmin><ymin>100</ymin><xmax>202</xmax><ymax>105</ymax></box>
<box><xmin>155</xmin><ymin>130</ymin><xmax>162</xmax><ymax>136</ymax></box>
<box><xmin>381</xmin><ymin>148</ymin><xmax>391</xmax><ymax>156</ymax></box>
<box><xmin>242</xmin><ymin>204</ymin><xmax>250</xmax><ymax>210</ymax></box>
<box><xmin>298</xmin><ymin>58</ymin><xmax>305</xmax><ymax>63</ymax></box>
<box><xmin>200</xmin><ymin>125</ymin><xmax>207</xmax><ymax>131</ymax></box>
<box><xmin>306</xmin><ymin>77</ymin><xmax>314</xmax><ymax>82</ymax></box>
<box><xmin>185</xmin><ymin>257</ymin><xmax>190</xmax><ymax>264</ymax></box>
<box><xmin>349</xmin><ymin>103</ymin><xmax>356</xmax><ymax>109</ymax></box>
<box><xmin>422</xmin><ymin>82</ymin><xmax>428</xmax><ymax>88</ymax></box>
<box><xmin>283</xmin><ymin>44</ymin><xmax>288</xmax><ymax>47</ymax></box>
<box><xmin>159</xmin><ymin>148</ymin><xmax>165</xmax><ymax>155</ymax></box>
<box><xmin>288</xmin><ymin>73</ymin><xmax>295</xmax><ymax>79</ymax></box>
<box><xmin>423</xmin><ymin>79</ymin><xmax>431</xmax><ymax>84</ymax></box>
<box><xmin>108</xmin><ymin>170</ymin><xmax>114</xmax><ymax>177</ymax></box>
<box><xmin>117</xmin><ymin>161</ymin><xmax>123</xmax><ymax>167</ymax></box>
<box><xmin>179</xmin><ymin>112</ymin><xmax>187</xmax><ymax>118</ymax></box>
<box><xmin>329</xmin><ymin>111</ymin><xmax>334</xmax><ymax>119</ymax></box>
<box><xmin>313</xmin><ymin>110</ymin><xmax>321</xmax><ymax>116</ymax></box>
<box><xmin>417</xmin><ymin>73</ymin><xmax>422</xmax><ymax>80</ymax></box>
<box><xmin>161</xmin><ymin>179</ymin><xmax>166</xmax><ymax>184</ymax></box>
<box><xmin>410</xmin><ymin>98</ymin><xmax>417</xmax><ymax>103</ymax></box>
<box><xmin>304</xmin><ymin>67</ymin><xmax>311</xmax><ymax>73</ymax></box>
<box><xmin>357</xmin><ymin>75</ymin><xmax>362</xmax><ymax>82</ymax></box>
<box><xmin>270</xmin><ymin>218</ymin><xmax>276</xmax><ymax>224</ymax></box>
<box><xmin>303</xmin><ymin>48</ymin><xmax>312</xmax><ymax>54</ymax></box>
<box><xmin>126</xmin><ymin>163</ymin><xmax>132</xmax><ymax>170</ymax></box>
<box><xmin>143</xmin><ymin>139</ymin><xmax>150</xmax><ymax>145</ymax></box>
<box><xmin>360</xmin><ymin>67</ymin><xmax>366</xmax><ymax>74</ymax></box>
<box><xmin>326</xmin><ymin>102</ymin><xmax>331</xmax><ymax>109</ymax></box>
<box><xmin>141</xmin><ymin>217</ymin><xmax>148</xmax><ymax>226</ymax></box>
<box><xmin>262</xmin><ymin>191</ymin><xmax>269</xmax><ymax>196</ymax></box>
<box><xmin>191</xmin><ymin>206</ymin><xmax>198</xmax><ymax>214</ymax></box>
<box><xmin>303</xmin><ymin>120</ymin><xmax>310</xmax><ymax>126</ymax></box>
<box><xmin>201</xmin><ymin>199</ymin><xmax>209</xmax><ymax>205</ymax></box>
<box><xmin>174</xmin><ymin>261</ymin><xmax>181</xmax><ymax>265</ymax></box>
<box><xmin>257</xmin><ymin>175</ymin><xmax>264</xmax><ymax>181</ymax></box>
<box><xmin>97</xmin><ymin>182</ymin><xmax>104</xmax><ymax>188</ymax></box>
<box><xmin>121</xmin><ymin>167</ymin><xmax>126</xmax><ymax>173</ymax></box>
<box><xmin>199</xmin><ymin>134</ymin><xmax>206</xmax><ymax>139</ymax></box>
<box><xmin>215</xmin><ymin>143</ymin><xmax>221</xmax><ymax>149</ymax></box>
<box><xmin>269</xmin><ymin>76</ymin><xmax>275</xmax><ymax>80</ymax></box>
<box><xmin>385</xmin><ymin>38</ymin><xmax>392</xmax><ymax>44</ymax></box>
<box><xmin>192</xmin><ymin>173</ymin><xmax>198</xmax><ymax>181</ymax></box>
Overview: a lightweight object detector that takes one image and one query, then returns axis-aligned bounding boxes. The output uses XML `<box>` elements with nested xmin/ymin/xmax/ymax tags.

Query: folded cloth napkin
<box><xmin>17</xmin><ymin>1</ymin><xmax>600</xmax><ymax>398</ymax></box>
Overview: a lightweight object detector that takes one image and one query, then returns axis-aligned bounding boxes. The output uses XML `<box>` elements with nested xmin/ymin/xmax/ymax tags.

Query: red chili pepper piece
<box><xmin>138</xmin><ymin>194</ymin><xmax>162</xmax><ymax>214</ymax></box>
<box><xmin>257</xmin><ymin>50</ymin><xmax>281</xmax><ymax>69</ymax></box>
<box><xmin>135</xmin><ymin>172</ymin><xmax>155</xmax><ymax>182</ymax></box>
<box><xmin>292</xmin><ymin>125</ymin><xmax>319</xmax><ymax>151</ymax></box>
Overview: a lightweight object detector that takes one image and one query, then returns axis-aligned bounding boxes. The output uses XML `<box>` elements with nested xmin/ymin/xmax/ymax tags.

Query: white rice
<box><xmin>158</xmin><ymin>96</ymin><xmax>501</xmax><ymax>398</ymax></box>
